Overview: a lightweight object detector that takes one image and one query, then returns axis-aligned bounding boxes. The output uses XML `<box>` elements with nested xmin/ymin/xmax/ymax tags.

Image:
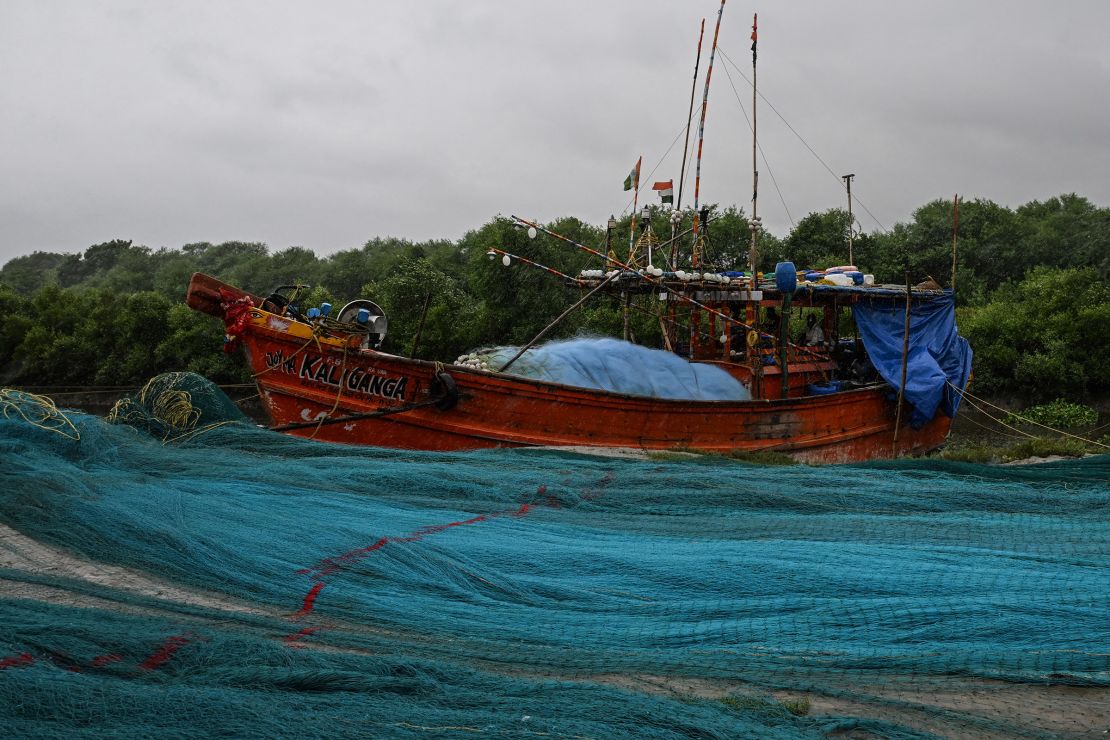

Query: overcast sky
<box><xmin>2</xmin><ymin>1</ymin><xmax>1109</xmax><ymax>263</ymax></box>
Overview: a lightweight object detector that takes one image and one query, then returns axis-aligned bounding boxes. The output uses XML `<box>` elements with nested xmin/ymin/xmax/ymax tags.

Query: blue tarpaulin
<box><xmin>853</xmin><ymin>291</ymin><xmax>973</xmax><ymax>427</ymax></box>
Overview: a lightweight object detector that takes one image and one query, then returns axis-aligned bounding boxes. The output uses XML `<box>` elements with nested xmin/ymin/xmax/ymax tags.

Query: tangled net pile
<box><xmin>1</xmin><ymin>375</ymin><xmax>1107</xmax><ymax>738</ymax></box>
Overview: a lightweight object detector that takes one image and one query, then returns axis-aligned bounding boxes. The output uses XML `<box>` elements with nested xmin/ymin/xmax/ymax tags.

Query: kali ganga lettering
<box><xmin>264</xmin><ymin>351</ymin><xmax>408</xmax><ymax>401</ymax></box>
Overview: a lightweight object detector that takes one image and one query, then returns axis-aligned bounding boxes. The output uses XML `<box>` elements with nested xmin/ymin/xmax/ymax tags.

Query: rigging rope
<box><xmin>718</xmin><ymin>46</ymin><xmax>887</xmax><ymax>232</ymax></box>
<box><xmin>719</xmin><ymin>53</ymin><xmax>795</xmax><ymax>229</ymax></box>
<box><xmin>947</xmin><ymin>381</ymin><xmax>1109</xmax><ymax>449</ymax></box>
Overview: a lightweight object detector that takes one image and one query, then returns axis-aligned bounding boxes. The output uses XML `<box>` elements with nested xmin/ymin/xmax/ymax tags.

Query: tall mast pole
<box><xmin>842</xmin><ymin>173</ymin><xmax>855</xmax><ymax>265</ymax></box>
<box><xmin>672</xmin><ymin>18</ymin><xmax>706</xmax><ymax>269</ymax></box>
<box><xmin>748</xmin><ymin>13</ymin><xmax>758</xmax><ymax>288</ymax></box>
<box><xmin>691</xmin><ymin>0</ymin><xmax>726</xmax><ymax>265</ymax></box>
<box><xmin>676</xmin><ymin>19</ymin><xmax>705</xmax><ymax>214</ymax></box>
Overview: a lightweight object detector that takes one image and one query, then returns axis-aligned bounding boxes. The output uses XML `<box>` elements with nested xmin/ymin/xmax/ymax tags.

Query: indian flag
<box><xmin>622</xmin><ymin>157</ymin><xmax>641</xmax><ymax>191</ymax></box>
<box><xmin>652</xmin><ymin>180</ymin><xmax>674</xmax><ymax>205</ymax></box>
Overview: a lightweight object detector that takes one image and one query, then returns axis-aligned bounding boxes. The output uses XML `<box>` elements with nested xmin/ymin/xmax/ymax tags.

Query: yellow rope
<box><xmin>310</xmin><ymin>341</ymin><xmax>349</xmax><ymax>440</ymax></box>
<box><xmin>948</xmin><ymin>382</ymin><xmax>1109</xmax><ymax>449</ymax></box>
<box><xmin>106</xmin><ymin>374</ymin><xmax>234</xmax><ymax>446</ymax></box>
<box><xmin>0</xmin><ymin>389</ymin><xmax>81</xmax><ymax>441</ymax></box>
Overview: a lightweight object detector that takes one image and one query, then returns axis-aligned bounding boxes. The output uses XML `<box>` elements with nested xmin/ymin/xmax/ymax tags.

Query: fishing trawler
<box><xmin>185</xmin><ymin>266</ymin><xmax>970</xmax><ymax>463</ymax></box>
<box><xmin>184</xmin><ymin>6</ymin><xmax>971</xmax><ymax>462</ymax></box>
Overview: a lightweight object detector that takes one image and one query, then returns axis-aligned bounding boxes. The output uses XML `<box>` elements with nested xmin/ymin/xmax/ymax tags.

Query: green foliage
<box><xmin>960</xmin><ymin>267</ymin><xmax>1110</xmax><ymax>400</ymax></box>
<box><xmin>939</xmin><ymin>435</ymin><xmax>1103</xmax><ymax>463</ymax></box>
<box><xmin>367</xmin><ymin>257</ymin><xmax>480</xmax><ymax>360</ymax></box>
<box><xmin>0</xmin><ymin>285</ymin><xmax>33</xmax><ymax>383</ymax></box>
<box><xmin>774</xmin><ymin>208</ymin><xmax>863</xmax><ymax>271</ymax></box>
<box><xmin>154</xmin><ymin>305</ymin><xmax>251</xmax><ymax>385</ymax></box>
<box><xmin>0</xmin><ymin>251</ymin><xmax>67</xmax><ymax>293</ymax></box>
<box><xmin>1</xmin><ymin>195</ymin><xmax>1108</xmax><ymax>403</ymax></box>
<box><xmin>2</xmin><ymin>287</ymin><xmax>248</xmax><ymax>388</ymax></box>
<box><xmin>1004</xmin><ymin>400</ymin><xmax>1098</xmax><ymax>429</ymax></box>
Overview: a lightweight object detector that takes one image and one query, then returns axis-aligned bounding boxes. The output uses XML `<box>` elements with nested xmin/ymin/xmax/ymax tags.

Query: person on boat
<box><xmin>804</xmin><ymin>314</ymin><xmax>825</xmax><ymax>346</ymax></box>
<box><xmin>761</xmin><ymin>307</ymin><xmax>779</xmax><ymax>334</ymax></box>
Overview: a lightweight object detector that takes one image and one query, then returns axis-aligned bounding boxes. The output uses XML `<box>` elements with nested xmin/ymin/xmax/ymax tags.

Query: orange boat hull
<box><xmin>188</xmin><ymin>273</ymin><xmax>953</xmax><ymax>463</ymax></box>
<box><xmin>243</xmin><ymin>321</ymin><xmax>950</xmax><ymax>465</ymax></box>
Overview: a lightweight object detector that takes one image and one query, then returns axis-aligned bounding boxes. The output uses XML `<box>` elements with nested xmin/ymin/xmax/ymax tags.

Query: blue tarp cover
<box><xmin>853</xmin><ymin>291</ymin><xmax>973</xmax><ymax>427</ymax></box>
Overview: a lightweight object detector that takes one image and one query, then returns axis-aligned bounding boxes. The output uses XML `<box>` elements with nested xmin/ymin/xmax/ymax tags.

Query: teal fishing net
<box><xmin>1</xmin><ymin>377</ymin><xmax>1108</xmax><ymax>737</ymax></box>
<box><xmin>463</xmin><ymin>337</ymin><xmax>752</xmax><ymax>400</ymax></box>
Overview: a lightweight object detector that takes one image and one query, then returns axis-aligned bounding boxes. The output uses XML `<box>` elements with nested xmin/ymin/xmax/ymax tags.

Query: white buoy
<box><xmin>527</xmin><ymin>226</ymin><xmax>538</xmax><ymax>240</ymax></box>
<box><xmin>502</xmin><ymin>255</ymin><xmax>511</xmax><ymax>266</ymax></box>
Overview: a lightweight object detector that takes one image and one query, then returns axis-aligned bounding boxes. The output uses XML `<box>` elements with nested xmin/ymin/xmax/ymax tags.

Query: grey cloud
<box><xmin>2</xmin><ymin>0</ymin><xmax>1109</xmax><ymax>261</ymax></box>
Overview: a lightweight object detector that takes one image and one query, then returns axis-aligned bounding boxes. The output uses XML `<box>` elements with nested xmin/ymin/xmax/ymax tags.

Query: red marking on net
<box><xmin>139</xmin><ymin>633</ymin><xmax>194</xmax><ymax>671</ymax></box>
<box><xmin>289</xmin><ymin>480</ymin><xmax>602</xmax><ymax>628</ymax></box>
<box><xmin>300</xmin><ymin>488</ymin><xmax>550</xmax><ymax>583</ymax></box>
<box><xmin>0</xmin><ymin>652</ymin><xmax>33</xmax><ymax>670</ymax></box>
<box><xmin>291</xmin><ymin>582</ymin><xmax>326</xmax><ymax>619</ymax></box>
<box><xmin>283</xmin><ymin>627</ymin><xmax>321</xmax><ymax>647</ymax></box>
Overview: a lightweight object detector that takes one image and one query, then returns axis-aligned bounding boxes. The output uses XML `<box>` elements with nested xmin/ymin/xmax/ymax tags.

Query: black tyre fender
<box><xmin>432</xmin><ymin>371</ymin><xmax>459</xmax><ymax>411</ymax></box>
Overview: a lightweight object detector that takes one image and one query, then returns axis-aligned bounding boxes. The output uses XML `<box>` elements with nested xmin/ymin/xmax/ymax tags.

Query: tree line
<box><xmin>1</xmin><ymin>193</ymin><xmax>1107</xmax><ymax>401</ymax></box>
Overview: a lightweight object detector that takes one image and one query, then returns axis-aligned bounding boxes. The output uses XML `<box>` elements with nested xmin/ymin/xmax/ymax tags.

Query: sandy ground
<box><xmin>0</xmin><ymin>522</ymin><xmax>269</xmax><ymax>618</ymax></box>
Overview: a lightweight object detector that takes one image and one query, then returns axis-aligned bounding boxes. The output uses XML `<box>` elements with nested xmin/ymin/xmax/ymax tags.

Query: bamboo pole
<box><xmin>485</xmin><ymin>247</ymin><xmax>583</xmax><ymax>284</ymax></box>
<box><xmin>779</xmin><ymin>293</ymin><xmax>791</xmax><ymax>398</ymax></box>
<box><xmin>892</xmin><ymin>273</ymin><xmax>912</xmax><ymax>454</ymax></box>
<box><xmin>951</xmin><ymin>193</ymin><xmax>960</xmax><ymax>297</ymax></box>
<box><xmin>749</xmin><ymin>13</ymin><xmax>759</xmax><ymax>289</ymax></box>
<box><xmin>691</xmin><ymin>0</ymin><xmax>726</xmax><ymax>249</ymax></box>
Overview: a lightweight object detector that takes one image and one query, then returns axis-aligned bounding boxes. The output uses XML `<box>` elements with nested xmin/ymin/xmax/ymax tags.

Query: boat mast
<box><xmin>672</xmin><ymin>18</ymin><xmax>706</xmax><ymax>269</ymax></box>
<box><xmin>748</xmin><ymin>13</ymin><xmax>759</xmax><ymax>288</ymax></box>
<box><xmin>691</xmin><ymin>0</ymin><xmax>726</xmax><ymax>266</ymax></box>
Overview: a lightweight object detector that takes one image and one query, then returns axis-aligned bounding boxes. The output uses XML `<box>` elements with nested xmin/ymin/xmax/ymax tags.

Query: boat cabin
<box><xmin>573</xmin><ymin>268</ymin><xmax>948</xmax><ymax>402</ymax></box>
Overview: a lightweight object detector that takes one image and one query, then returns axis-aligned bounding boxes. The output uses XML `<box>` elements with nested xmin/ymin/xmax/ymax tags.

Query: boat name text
<box><xmin>264</xmin><ymin>351</ymin><xmax>408</xmax><ymax>400</ymax></box>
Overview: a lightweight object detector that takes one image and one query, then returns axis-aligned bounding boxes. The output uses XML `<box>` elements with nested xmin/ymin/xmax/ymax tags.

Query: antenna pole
<box><xmin>842</xmin><ymin>173</ymin><xmax>855</xmax><ymax>265</ymax></box>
